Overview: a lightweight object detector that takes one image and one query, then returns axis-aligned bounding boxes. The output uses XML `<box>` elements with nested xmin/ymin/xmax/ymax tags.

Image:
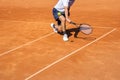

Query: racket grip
<box><xmin>70</xmin><ymin>21</ymin><xmax>76</xmax><ymax>25</ymax></box>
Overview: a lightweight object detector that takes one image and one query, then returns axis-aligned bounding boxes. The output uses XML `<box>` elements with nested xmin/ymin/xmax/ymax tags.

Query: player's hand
<box><xmin>66</xmin><ymin>18</ymin><xmax>71</xmax><ymax>23</ymax></box>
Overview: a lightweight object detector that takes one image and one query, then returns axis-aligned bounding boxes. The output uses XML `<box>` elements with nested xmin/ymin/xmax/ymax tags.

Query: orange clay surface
<box><xmin>0</xmin><ymin>0</ymin><xmax>120</xmax><ymax>80</ymax></box>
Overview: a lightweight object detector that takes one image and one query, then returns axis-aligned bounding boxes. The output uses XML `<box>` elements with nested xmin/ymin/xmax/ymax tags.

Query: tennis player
<box><xmin>51</xmin><ymin>0</ymin><xmax>75</xmax><ymax>41</ymax></box>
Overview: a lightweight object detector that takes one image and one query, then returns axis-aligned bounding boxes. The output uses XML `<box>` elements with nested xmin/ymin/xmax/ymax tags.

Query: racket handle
<box><xmin>70</xmin><ymin>21</ymin><xmax>76</xmax><ymax>25</ymax></box>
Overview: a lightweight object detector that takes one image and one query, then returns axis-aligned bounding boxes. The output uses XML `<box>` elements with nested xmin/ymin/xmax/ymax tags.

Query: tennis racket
<box><xmin>70</xmin><ymin>21</ymin><xmax>93</xmax><ymax>35</ymax></box>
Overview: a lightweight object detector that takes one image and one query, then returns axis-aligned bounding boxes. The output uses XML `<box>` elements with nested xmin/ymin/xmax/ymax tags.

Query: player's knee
<box><xmin>61</xmin><ymin>18</ymin><xmax>66</xmax><ymax>22</ymax></box>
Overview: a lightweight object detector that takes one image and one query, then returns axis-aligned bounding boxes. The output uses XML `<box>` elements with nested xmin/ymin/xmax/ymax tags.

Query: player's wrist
<box><xmin>66</xmin><ymin>18</ymin><xmax>71</xmax><ymax>23</ymax></box>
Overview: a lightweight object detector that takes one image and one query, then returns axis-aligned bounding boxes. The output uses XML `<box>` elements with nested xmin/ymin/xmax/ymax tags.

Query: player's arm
<box><xmin>64</xmin><ymin>6</ymin><xmax>77</xmax><ymax>25</ymax></box>
<box><xmin>64</xmin><ymin>6</ymin><xmax>71</xmax><ymax>23</ymax></box>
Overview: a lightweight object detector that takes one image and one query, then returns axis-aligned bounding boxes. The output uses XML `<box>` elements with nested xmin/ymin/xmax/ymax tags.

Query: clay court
<box><xmin>0</xmin><ymin>0</ymin><xmax>120</xmax><ymax>80</ymax></box>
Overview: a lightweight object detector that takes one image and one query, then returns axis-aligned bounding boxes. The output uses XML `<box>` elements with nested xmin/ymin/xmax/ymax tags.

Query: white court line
<box><xmin>0</xmin><ymin>22</ymin><xmax>72</xmax><ymax>57</ymax></box>
<box><xmin>0</xmin><ymin>26</ymin><xmax>115</xmax><ymax>57</ymax></box>
<box><xmin>0</xmin><ymin>32</ymin><xmax>54</xmax><ymax>57</ymax></box>
<box><xmin>25</xmin><ymin>28</ymin><xmax>116</xmax><ymax>80</ymax></box>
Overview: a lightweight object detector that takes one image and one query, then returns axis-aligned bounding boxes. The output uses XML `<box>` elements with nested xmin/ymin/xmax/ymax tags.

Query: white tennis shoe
<box><xmin>50</xmin><ymin>23</ymin><xmax>58</xmax><ymax>33</ymax></box>
<box><xmin>63</xmin><ymin>34</ymin><xmax>68</xmax><ymax>41</ymax></box>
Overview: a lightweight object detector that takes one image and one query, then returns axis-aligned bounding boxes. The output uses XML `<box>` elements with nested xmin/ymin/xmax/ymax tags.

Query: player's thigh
<box><xmin>59</xmin><ymin>15</ymin><xmax>66</xmax><ymax>22</ymax></box>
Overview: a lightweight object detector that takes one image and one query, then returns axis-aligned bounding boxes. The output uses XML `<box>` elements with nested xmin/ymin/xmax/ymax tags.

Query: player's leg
<box><xmin>59</xmin><ymin>15</ymin><xmax>68</xmax><ymax>41</ymax></box>
<box><xmin>51</xmin><ymin>20</ymin><xmax>63</xmax><ymax>33</ymax></box>
<box><xmin>50</xmin><ymin>23</ymin><xmax>58</xmax><ymax>33</ymax></box>
<box><xmin>59</xmin><ymin>16</ymin><xmax>66</xmax><ymax>33</ymax></box>
<box><xmin>51</xmin><ymin>8</ymin><xmax>68</xmax><ymax>41</ymax></box>
<box><xmin>56</xmin><ymin>19</ymin><xmax>62</xmax><ymax>32</ymax></box>
<box><xmin>51</xmin><ymin>8</ymin><xmax>59</xmax><ymax>33</ymax></box>
<box><xmin>51</xmin><ymin>8</ymin><xmax>65</xmax><ymax>33</ymax></box>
